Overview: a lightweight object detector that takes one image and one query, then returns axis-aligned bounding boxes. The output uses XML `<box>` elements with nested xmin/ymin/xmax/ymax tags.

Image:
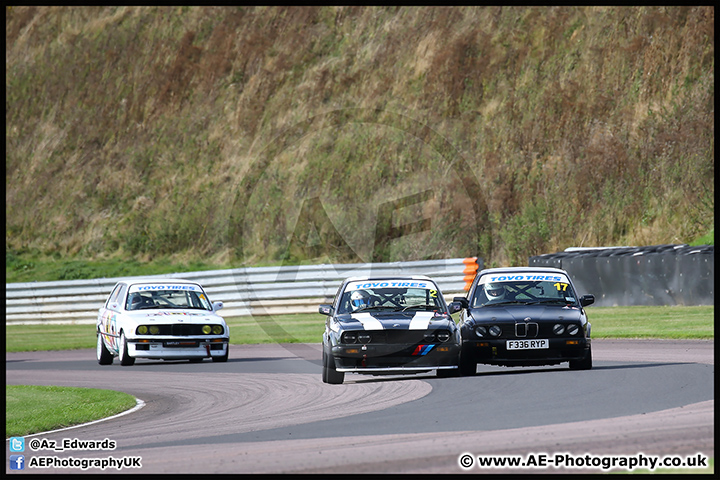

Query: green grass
<box><xmin>586</xmin><ymin>305</ymin><xmax>714</xmax><ymax>339</ymax></box>
<box><xmin>5</xmin><ymin>306</ymin><xmax>714</xmax><ymax>353</ymax></box>
<box><xmin>6</xmin><ymin>323</ymin><xmax>104</xmax><ymax>352</ymax></box>
<box><xmin>5</xmin><ymin>250</ymin><xmax>231</xmax><ymax>284</ymax></box>
<box><xmin>5</xmin><ymin>314</ymin><xmax>326</xmax><ymax>352</ymax></box>
<box><xmin>6</xmin><ymin>385</ymin><xmax>137</xmax><ymax>438</ymax></box>
<box><xmin>225</xmin><ymin>313</ymin><xmax>327</xmax><ymax>344</ymax></box>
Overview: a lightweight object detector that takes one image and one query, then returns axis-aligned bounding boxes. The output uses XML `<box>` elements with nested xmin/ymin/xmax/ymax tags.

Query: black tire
<box><xmin>321</xmin><ymin>350</ymin><xmax>328</xmax><ymax>383</ymax></box>
<box><xmin>436</xmin><ymin>367</ymin><xmax>459</xmax><ymax>378</ymax></box>
<box><xmin>212</xmin><ymin>344</ymin><xmax>229</xmax><ymax>362</ymax></box>
<box><xmin>458</xmin><ymin>347</ymin><xmax>477</xmax><ymax>376</ymax></box>
<box><xmin>118</xmin><ymin>331</ymin><xmax>135</xmax><ymax>366</ymax></box>
<box><xmin>569</xmin><ymin>345</ymin><xmax>592</xmax><ymax>370</ymax></box>
<box><xmin>96</xmin><ymin>332</ymin><xmax>113</xmax><ymax>365</ymax></box>
<box><xmin>322</xmin><ymin>348</ymin><xmax>344</xmax><ymax>384</ymax></box>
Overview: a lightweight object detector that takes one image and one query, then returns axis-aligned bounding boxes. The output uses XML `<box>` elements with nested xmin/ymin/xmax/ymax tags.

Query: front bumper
<box><xmin>127</xmin><ymin>337</ymin><xmax>229</xmax><ymax>359</ymax></box>
<box><xmin>462</xmin><ymin>337</ymin><xmax>590</xmax><ymax>366</ymax></box>
<box><xmin>331</xmin><ymin>343</ymin><xmax>460</xmax><ymax>372</ymax></box>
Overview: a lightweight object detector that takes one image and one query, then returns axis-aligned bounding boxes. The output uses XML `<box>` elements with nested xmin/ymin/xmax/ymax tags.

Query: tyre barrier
<box><xmin>529</xmin><ymin>244</ymin><xmax>714</xmax><ymax>306</ymax></box>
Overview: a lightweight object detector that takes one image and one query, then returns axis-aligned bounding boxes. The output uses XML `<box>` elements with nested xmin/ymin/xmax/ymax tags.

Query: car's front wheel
<box><xmin>569</xmin><ymin>345</ymin><xmax>592</xmax><ymax>370</ymax></box>
<box><xmin>322</xmin><ymin>348</ymin><xmax>344</xmax><ymax>384</ymax></box>
<box><xmin>458</xmin><ymin>346</ymin><xmax>477</xmax><ymax>376</ymax></box>
<box><xmin>96</xmin><ymin>332</ymin><xmax>113</xmax><ymax>365</ymax></box>
<box><xmin>212</xmin><ymin>344</ymin><xmax>229</xmax><ymax>362</ymax></box>
<box><xmin>436</xmin><ymin>367</ymin><xmax>459</xmax><ymax>378</ymax></box>
<box><xmin>118</xmin><ymin>331</ymin><xmax>135</xmax><ymax>366</ymax></box>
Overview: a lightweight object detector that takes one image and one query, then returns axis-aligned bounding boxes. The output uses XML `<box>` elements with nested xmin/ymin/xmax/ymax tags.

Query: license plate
<box><xmin>164</xmin><ymin>341</ymin><xmax>198</xmax><ymax>347</ymax></box>
<box><xmin>506</xmin><ymin>339</ymin><xmax>549</xmax><ymax>350</ymax></box>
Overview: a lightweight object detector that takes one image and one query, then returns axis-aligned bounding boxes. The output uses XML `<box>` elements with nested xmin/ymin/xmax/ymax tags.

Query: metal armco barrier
<box><xmin>529</xmin><ymin>244</ymin><xmax>714</xmax><ymax>307</ymax></box>
<box><xmin>5</xmin><ymin>258</ymin><xmax>482</xmax><ymax>325</ymax></box>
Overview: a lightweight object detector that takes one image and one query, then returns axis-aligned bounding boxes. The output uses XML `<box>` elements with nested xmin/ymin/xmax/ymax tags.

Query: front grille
<box><xmin>171</xmin><ymin>324</ymin><xmax>195</xmax><ymax>336</ymax></box>
<box><xmin>136</xmin><ymin>324</ymin><xmax>224</xmax><ymax>336</ymax></box>
<box><xmin>487</xmin><ymin>322</ymin><xmax>582</xmax><ymax>339</ymax></box>
<box><xmin>381</xmin><ymin>330</ymin><xmax>427</xmax><ymax>343</ymax></box>
<box><xmin>515</xmin><ymin>322</ymin><xmax>539</xmax><ymax>337</ymax></box>
<box><xmin>344</xmin><ymin>330</ymin><xmax>438</xmax><ymax>344</ymax></box>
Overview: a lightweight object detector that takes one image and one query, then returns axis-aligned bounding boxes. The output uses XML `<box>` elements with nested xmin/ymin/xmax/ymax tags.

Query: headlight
<box><xmin>436</xmin><ymin>330</ymin><xmax>451</xmax><ymax>342</ymax></box>
<box><xmin>553</xmin><ymin>324</ymin><xmax>565</xmax><ymax>335</ymax></box>
<box><xmin>202</xmin><ymin>325</ymin><xmax>212</xmax><ymax>334</ymax></box>
<box><xmin>342</xmin><ymin>332</ymin><xmax>357</xmax><ymax>344</ymax></box>
<box><xmin>137</xmin><ymin>325</ymin><xmax>148</xmax><ymax>335</ymax></box>
<box><xmin>149</xmin><ymin>325</ymin><xmax>160</xmax><ymax>334</ymax></box>
<box><xmin>488</xmin><ymin>325</ymin><xmax>502</xmax><ymax>337</ymax></box>
<box><xmin>567</xmin><ymin>324</ymin><xmax>580</xmax><ymax>335</ymax></box>
<box><xmin>212</xmin><ymin>325</ymin><xmax>223</xmax><ymax>335</ymax></box>
<box><xmin>423</xmin><ymin>332</ymin><xmax>436</xmax><ymax>342</ymax></box>
<box><xmin>474</xmin><ymin>326</ymin><xmax>487</xmax><ymax>338</ymax></box>
<box><xmin>357</xmin><ymin>332</ymin><xmax>372</xmax><ymax>344</ymax></box>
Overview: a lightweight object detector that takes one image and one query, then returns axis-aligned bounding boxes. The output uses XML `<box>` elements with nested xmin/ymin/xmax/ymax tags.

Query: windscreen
<box><xmin>126</xmin><ymin>283</ymin><xmax>213</xmax><ymax>311</ymax></box>
<box><xmin>472</xmin><ymin>273</ymin><xmax>578</xmax><ymax>307</ymax></box>
<box><xmin>339</xmin><ymin>279</ymin><xmax>445</xmax><ymax>314</ymax></box>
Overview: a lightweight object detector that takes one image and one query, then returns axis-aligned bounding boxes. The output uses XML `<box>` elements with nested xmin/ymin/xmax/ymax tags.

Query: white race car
<box><xmin>96</xmin><ymin>279</ymin><xmax>229</xmax><ymax>365</ymax></box>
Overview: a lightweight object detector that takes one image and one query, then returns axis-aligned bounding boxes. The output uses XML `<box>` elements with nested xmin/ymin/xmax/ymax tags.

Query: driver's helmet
<box><xmin>350</xmin><ymin>290</ymin><xmax>371</xmax><ymax>311</ymax></box>
<box><xmin>485</xmin><ymin>283</ymin><xmax>506</xmax><ymax>301</ymax></box>
<box><xmin>129</xmin><ymin>293</ymin><xmax>143</xmax><ymax>310</ymax></box>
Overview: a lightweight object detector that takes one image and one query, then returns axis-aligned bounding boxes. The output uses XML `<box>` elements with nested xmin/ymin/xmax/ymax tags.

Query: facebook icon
<box><xmin>9</xmin><ymin>455</ymin><xmax>25</xmax><ymax>470</ymax></box>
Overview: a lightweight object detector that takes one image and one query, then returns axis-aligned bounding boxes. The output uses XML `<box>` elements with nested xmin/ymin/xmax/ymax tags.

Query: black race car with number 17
<box><xmin>454</xmin><ymin>266</ymin><xmax>594</xmax><ymax>375</ymax></box>
<box><xmin>320</xmin><ymin>275</ymin><xmax>462</xmax><ymax>384</ymax></box>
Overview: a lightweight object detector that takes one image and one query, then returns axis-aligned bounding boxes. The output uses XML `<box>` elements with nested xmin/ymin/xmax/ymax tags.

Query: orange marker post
<box><xmin>463</xmin><ymin>257</ymin><xmax>478</xmax><ymax>291</ymax></box>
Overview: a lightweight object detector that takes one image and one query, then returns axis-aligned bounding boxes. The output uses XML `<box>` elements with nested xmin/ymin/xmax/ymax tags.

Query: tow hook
<box><xmin>206</xmin><ymin>344</ymin><xmax>211</xmax><ymax>357</ymax></box>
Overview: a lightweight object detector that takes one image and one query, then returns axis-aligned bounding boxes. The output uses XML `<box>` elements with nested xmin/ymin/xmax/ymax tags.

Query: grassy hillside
<box><xmin>5</xmin><ymin>6</ymin><xmax>714</xmax><ymax>281</ymax></box>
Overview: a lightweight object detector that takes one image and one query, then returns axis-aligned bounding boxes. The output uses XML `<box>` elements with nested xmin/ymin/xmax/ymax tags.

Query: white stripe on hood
<box><xmin>349</xmin><ymin>311</ymin><xmax>437</xmax><ymax>330</ymax></box>
<box><xmin>409</xmin><ymin>311</ymin><xmax>434</xmax><ymax>330</ymax></box>
<box><xmin>350</xmin><ymin>312</ymin><xmax>384</xmax><ymax>330</ymax></box>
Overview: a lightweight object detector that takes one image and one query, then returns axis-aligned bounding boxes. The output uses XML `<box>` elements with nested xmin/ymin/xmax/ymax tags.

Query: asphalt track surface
<box><xmin>6</xmin><ymin>339</ymin><xmax>714</xmax><ymax>474</ymax></box>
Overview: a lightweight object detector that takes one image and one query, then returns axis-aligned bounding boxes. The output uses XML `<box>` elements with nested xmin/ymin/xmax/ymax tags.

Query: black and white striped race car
<box><xmin>319</xmin><ymin>275</ymin><xmax>461</xmax><ymax>384</ymax></box>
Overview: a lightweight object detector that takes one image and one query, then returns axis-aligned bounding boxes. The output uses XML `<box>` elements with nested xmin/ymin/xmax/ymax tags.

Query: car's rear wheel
<box><xmin>322</xmin><ymin>348</ymin><xmax>344</xmax><ymax>384</ymax></box>
<box><xmin>96</xmin><ymin>332</ymin><xmax>113</xmax><ymax>365</ymax></box>
<box><xmin>118</xmin><ymin>331</ymin><xmax>135</xmax><ymax>366</ymax></box>
<box><xmin>569</xmin><ymin>345</ymin><xmax>592</xmax><ymax>370</ymax></box>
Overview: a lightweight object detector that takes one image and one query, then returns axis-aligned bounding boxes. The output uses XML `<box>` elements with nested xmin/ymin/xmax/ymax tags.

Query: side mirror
<box><xmin>448</xmin><ymin>302</ymin><xmax>462</xmax><ymax>314</ymax></box>
<box><xmin>212</xmin><ymin>301</ymin><xmax>224</xmax><ymax>312</ymax></box>
<box><xmin>580</xmin><ymin>295</ymin><xmax>595</xmax><ymax>307</ymax></box>
<box><xmin>453</xmin><ymin>297</ymin><xmax>469</xmax><ymax>309</ymax></box>
<box><xmin>319</xmin><ymin>304</ymin><xmax>334</xmax><ymax>316</ymax></box>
